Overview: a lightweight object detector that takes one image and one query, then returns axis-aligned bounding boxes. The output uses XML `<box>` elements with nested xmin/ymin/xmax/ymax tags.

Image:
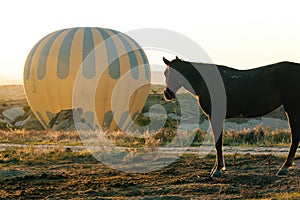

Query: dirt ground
<box><xmin>1</xmin><ymin>153</ymin><xmax>300</xmax><ymax>199</ymax></box>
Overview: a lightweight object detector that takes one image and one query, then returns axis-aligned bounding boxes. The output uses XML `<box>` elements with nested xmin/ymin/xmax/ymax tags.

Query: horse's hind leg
<box><xmin>277</xmin><ymin>112</ymin><xmax>300</xmax><ymax>175</ymax></box>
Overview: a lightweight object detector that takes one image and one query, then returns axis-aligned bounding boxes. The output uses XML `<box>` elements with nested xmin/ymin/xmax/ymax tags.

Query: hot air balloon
<box><xmin>24</xmin><ymin>27</ymin><xmax>150</xmax><ymax>131</ymax></box>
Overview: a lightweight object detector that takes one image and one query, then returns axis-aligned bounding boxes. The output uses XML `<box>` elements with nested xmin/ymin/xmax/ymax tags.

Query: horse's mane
<box><xmin>171</xmin><ymin>58</ymin><xmax>238</xmax><ymax>71</ymax></box>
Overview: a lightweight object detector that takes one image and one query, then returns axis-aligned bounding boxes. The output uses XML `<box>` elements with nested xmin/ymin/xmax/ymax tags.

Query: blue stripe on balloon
<box><xmin>37</xmin><ymin>30</ymin><xmax>64</xmax><ymax>80</ymax></box>
<box><xmin>102</xmin><ymin>111</ymin><xmax>114</xmax><ymax>128</ymax></box>
<box><xmin>96</xmin><ymin>28</ymin><xmax>120</xmax><ymax>79</ymax></box>
<box><xmin>57</xmin><ymin>28</ymin><xmax>78</xmax><ymax>79</ymax></box>
<box><xmin>130</xmin><ymin>39</ymin><xmax>150</xmax><ymax>80</ymax></box>
<box><xmin>124</xmin><ymin>111</ymin><xmax>139</xmax><ymax>130</ymax></box>
<box><xmin>36</xmin><ymin>111</ymin><xmax>48</xmax><ymax>128</ymax></box>
<box><xmin>118</xmin><ymin>111</ymin><xmax>129</xmax><ymax>130</ymax></box>
<box><xmin>138</xmin><ymin>49</ymin><xmax>150</xmax><ymax>80</ymax></box>
<box><xmin>82</xmin><ymin>28</ymin><xmax>96</xmax><ymax>79</ymax></box>
<box><xmin>109</xmin><ymin>30</ymin><xmax>139</xmax><ymax>80</ymax></box>
<box><xmin>25</xmin><ymin>38</ymin><xmax>45</xmax><ymax>80</ymax></box>
<box><xmin>127</xmin><ymin>51</ymin><xmax>139</xmax><ymax>79</ymax></box>
<box><xmin>73</xmin><ymin>108</ymin><xmax>83</xmax><ymax>123</ymax></box>
<box><xmin>83</xmin><ymin>111</ymin><xmax>94</xmax><ymax>126</ymax></box>
<box><xmin>46</xmin><ymin>111</ymin><xmax>53</xmax><ymax>121</ymax></box>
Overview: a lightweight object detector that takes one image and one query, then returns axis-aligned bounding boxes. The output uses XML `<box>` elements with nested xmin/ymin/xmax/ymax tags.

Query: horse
<box><xmin>163</xmin><ymin>56</ymin><xmax>300</xmax><ymax>178</ymax></box>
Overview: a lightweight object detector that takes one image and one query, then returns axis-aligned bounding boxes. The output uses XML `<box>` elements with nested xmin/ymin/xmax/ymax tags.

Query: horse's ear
<box><xmin>163</xmin><ymin>57</ymin><xmax>171</xmax><ymax>66</ymax></box>
<box><xmin>176</xmin><ymin>56</ymin><xmax>179</xmax><ymax>60</ymax></box>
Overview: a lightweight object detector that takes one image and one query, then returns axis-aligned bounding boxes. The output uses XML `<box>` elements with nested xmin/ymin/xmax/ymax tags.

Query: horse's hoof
<box><xmin>210</xmin><ymin>169</ymin><xmax>222</xmax><ymax>178</ymax></box>
<box><xmin>277</xmin><ymin>167</ymin><xmax>289</xmax><ymax>176</ymax></box>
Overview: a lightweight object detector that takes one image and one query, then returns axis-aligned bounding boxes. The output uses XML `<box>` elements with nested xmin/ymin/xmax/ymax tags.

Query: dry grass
<box><xmin>0</xmin><ymin>130</ymin><xmax>81</xmax><ymax>146</ymax></box>
<box><xmin>273</xmin><ymin>192</ymin><xmax>300</xmax><ymax>199</ymax></box>
<box><xmin>223</xmin><ymin>125</ymin><xmax>290</xmax><ymax>146</ymax></box>
<box><xmin>0</xmin><ymin>145</ymin><xmax>92</xmax><ymax>165</ymax></box>
<box><xmin>0</xmin><ymin>124</ymin><xmax>292</xmax><ymax>148</ymax></box>
<box><xmin>192</xmin><ymin>124</ymin><xmax>291</xmax><ymax>147</ymax></box>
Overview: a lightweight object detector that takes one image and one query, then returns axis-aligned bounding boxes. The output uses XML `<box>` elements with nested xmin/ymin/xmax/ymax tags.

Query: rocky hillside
<box><xmin>0</xmin><ymin>85</ymin><xmax>288</xmax><ymax>131</ymax></box>
<box><xmin>0</xmin><ymin>85</ymin><xmax>42</xmax><ymax>130</ymax></box>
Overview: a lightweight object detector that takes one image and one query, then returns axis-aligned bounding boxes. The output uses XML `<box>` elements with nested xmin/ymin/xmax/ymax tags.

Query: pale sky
<box><xmin>1</xmin><ymin>0</ymin><xmax>300</xmax><ymax>83</ymax></box>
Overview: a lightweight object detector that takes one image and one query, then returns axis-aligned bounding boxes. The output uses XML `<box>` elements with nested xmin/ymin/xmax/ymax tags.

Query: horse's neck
<box><xmin>179</xmin><ymin>62</ymin><xmax>210</xmax><ymax>97</ymax></box>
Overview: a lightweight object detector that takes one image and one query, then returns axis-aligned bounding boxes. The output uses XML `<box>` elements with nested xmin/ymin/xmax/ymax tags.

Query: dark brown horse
<box><xmin>163</xmin><ymin>56</ymin><xmax>300</xmax><ymax>177</ymax></box>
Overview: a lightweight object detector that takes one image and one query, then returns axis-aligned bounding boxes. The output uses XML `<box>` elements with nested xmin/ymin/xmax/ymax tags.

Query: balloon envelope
<box><xmin>24</xmin><ymin>27</ymin><xmax>150</xmax><ymax>130</ymax></box>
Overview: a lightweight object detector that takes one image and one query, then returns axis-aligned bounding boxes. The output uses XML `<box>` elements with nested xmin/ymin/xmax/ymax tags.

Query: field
<box><xmin>1</xmin><ymin>85</ymin><xmax>300</xmax><ymax>199</ymax></box>
<box><xmin>1</xmin><ymin>142</ymin><xmax>300</xmax><ymax>199</ymax></box>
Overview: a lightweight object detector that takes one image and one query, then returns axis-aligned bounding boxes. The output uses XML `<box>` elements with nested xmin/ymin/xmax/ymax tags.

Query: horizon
<box><xmin>0</xmin><ymin>71</ymin><xmax>165</xmax><ymax>86</ymax></box>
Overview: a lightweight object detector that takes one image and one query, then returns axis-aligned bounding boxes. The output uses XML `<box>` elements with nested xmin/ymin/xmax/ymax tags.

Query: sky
<box><xmin>1</xmin><ymin>0</ymin><xmax>300</xmax><ymax>84</ymax></box>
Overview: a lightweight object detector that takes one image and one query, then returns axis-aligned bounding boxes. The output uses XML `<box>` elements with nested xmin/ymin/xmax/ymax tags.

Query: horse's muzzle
<box><xmin>163</xmin><ymin>88</ymin><xmax>175</xmax><ymax>101</ymax></box>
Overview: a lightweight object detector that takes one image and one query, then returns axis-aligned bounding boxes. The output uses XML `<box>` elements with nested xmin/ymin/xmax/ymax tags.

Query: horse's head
<box><xmin>163</xmin><ymin>56</ymin><xmax>183</xmax><ymax>101</ymax></box>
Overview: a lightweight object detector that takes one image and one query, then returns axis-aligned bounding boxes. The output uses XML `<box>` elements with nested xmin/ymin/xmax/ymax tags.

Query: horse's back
<box><xmin>223</xmin><ymin>61</ymin><xmax>300</xmax><ymax>94</ymax></box>
<box><xmin>221</xmin><ymin>61</ymin><xmax>300</xmax><ymax>117</ymax></box>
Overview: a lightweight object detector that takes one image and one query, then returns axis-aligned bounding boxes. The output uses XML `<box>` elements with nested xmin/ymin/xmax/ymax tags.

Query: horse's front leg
<box><xmin>210</xmin><ymin>130</ymin><xmax>226</xmax><ymax>178</ymax></box>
